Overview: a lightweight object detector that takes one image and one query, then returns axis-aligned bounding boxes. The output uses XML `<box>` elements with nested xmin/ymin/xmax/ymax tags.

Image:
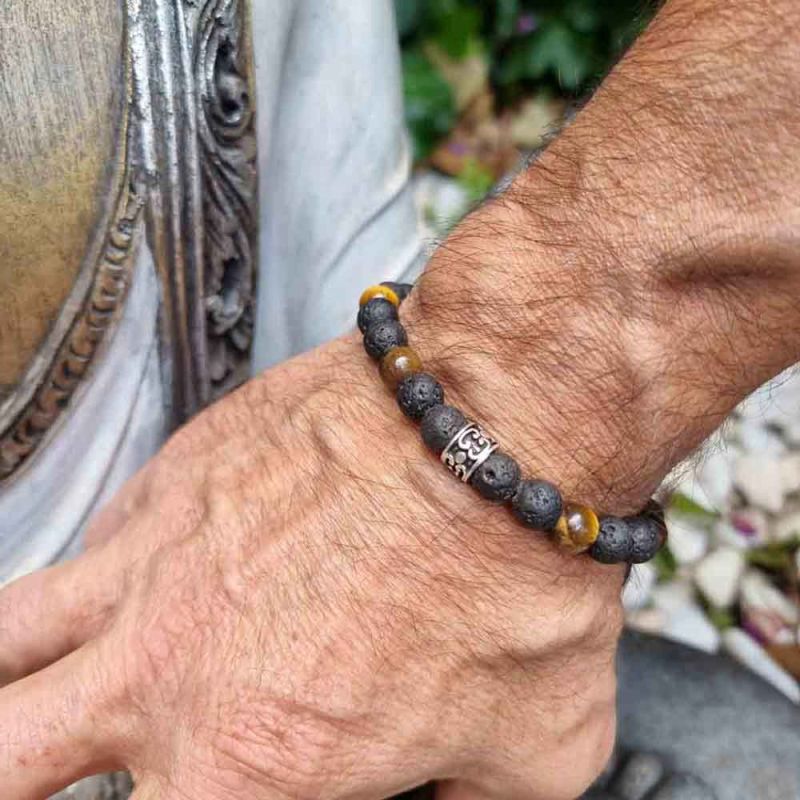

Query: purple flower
<box><xmin>517</xmin><ymin>13</ymin><xmax>538</xmax><ymax>35</ymax></box>
<box><xmin>731</xmin><ymin>511</ymin><xmax>759</xmax><ymax>538</ymax></box>
<box><xmin>741</xmin><ymin>617</ymin><xmax>768</xmax><ymax>646</ymax></box>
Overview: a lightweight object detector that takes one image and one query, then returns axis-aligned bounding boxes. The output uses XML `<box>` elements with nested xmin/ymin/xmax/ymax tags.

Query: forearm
<box><xmin>405</xmin><ymin>0</ymin><xmax>800</xmax><ymax>513</ymax></box>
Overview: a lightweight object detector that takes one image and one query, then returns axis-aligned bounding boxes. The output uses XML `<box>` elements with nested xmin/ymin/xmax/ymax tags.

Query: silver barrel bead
<box><xmin>441</xmin><ymin>423</ymin><xmax>499</xmax><ymax>483</ymax></box>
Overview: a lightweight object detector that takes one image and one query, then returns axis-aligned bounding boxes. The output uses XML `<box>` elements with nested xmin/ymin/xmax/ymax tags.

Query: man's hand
<box><xmin>0</xmin><ymin>337</ymin><xmax>623</xmax><ymax>800</ymax></box>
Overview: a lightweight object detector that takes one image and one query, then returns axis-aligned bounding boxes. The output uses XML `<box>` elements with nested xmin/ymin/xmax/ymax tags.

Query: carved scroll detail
<box><xmin>195</xmin><ymin>0</ymin><xmax>258</xmax><ymax>392</ymax></box>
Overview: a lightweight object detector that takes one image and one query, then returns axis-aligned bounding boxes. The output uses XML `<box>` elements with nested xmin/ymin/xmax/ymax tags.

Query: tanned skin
<box><xmin>1</xmin><ymin>1</ymin><xmax>798</xmax><ymax>798</ymax></box>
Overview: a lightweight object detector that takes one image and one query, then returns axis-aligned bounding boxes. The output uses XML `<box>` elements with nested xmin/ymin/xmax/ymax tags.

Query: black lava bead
<box><xmin>421</xmin><ymin>404</ymin><xmax>467</xmax><ymax>454</ymax></box>
<box><xmin>396</xmin><ymin>373</ymin><xmax>444</xmax><ymax>420</ymax></box>
<box><xmin>357</xmin><ymin>297</ymin><xmax>398</xmax><ymax>334</ymax></box>
<box><xmin>363</xmin><ymin>319</ymin><xmax>408</xmax><ymax>360</ymax></box>
<box><xmin>470</xmin><ymin>452</ymin><xmax>521</xmax><ymax>503</ymax></box>
<box><xmin>511</xmin><ymin>479</ymin><xmax>563</xmax><ymax>531</ymax></box>
<box><xmin>591</xmin><ymin>516</ymin><xmax>633</xmax><ymax>564</ymax></box>
<box><xmin>380</xmin><ymin>281</ymin><xmax>414</xmax><ymax>302</ymax></box>
<box><xmin>628</xmin><ymin>515</ymin><xmax>666</xmax><ymax>563</ymax></box>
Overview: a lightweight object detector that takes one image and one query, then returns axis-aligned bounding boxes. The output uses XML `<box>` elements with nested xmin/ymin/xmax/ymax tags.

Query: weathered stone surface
<box><xmin>614</xmin><ymin>632</ymin><xmax>800</xmax><ymax>800</ymax></box>
<box><xmin>648</xmin><ymin>773</ymin><xmax>716</xmax><ymax>800</ymax></box>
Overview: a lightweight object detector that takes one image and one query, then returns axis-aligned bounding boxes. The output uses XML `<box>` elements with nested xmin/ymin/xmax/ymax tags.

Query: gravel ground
<box><xmin>625</xmin><ymin>370</ymin><xmax>800</xmax><ymax>702</ymax></box>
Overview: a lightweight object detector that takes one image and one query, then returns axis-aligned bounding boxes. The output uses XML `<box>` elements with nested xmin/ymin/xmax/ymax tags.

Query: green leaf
<box><xmin>706</xmin><ymin>606</ymin><xmax>736</xmax><ymax>631</ymax></box>
<box><xmin>427</xmin><ymin>0</ymin><xmax>463</xmax><ymax>23</ymax></box>
<box><xmin>397</xmin><ymin>0</ymin><xmax>660</xmax><ymax>118</ymax></box>
<box><xmin>653</xmin><ymin>546</ymin><xmax>678</xmax><ymax>583</ymax></box>
<box><xmin>456</xmin><ymin>158</ymin><xmax>495</xmax><ymax>204</ymax></box>
<box><xmin>496</xmin><ymin>20</ymin><xmax>597</xmax><ymax>91</ymax></box>
<box><xmin>746</xmin><ymin>538</ymin><xmax>800</xmax><ymax>572</ymax></box>
<box><xmin>533</xmin><ymin>21</ymin><xmax>596</xmax><ymax>90</ymax></box>
<box><xmin>401</xmin><ymin>50</ymin><xmax>457</xmax><ymax>160</ymax></box>
<box><xmin>563</xmin><ymin>0</ymin><xmax>603</xmax><ymax>33</ymax></box>
<box><xmin>495</xmin><ymin>39</ymin><xmax>534</xmax><ymax>85</ymax></box>
<box><xmin>431</xmin><ymin>6</ymin><xmax>482</xmax><ymax>59</ymax></box>
<box><xmin>669</xmin><ymin>492</ymin><xmax>719</xmax><ymax>521</ymax></box>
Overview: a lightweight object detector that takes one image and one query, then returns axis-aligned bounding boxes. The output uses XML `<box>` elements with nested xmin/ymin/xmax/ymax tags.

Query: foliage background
<box><xmin>395</xmin><ymin>0</ymin><xmax>658</xmax><ymax>165</ymax></box>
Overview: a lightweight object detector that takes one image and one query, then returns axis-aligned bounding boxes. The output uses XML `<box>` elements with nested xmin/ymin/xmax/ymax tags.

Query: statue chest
<box><xmin>0</xmin><ymin>0</ymin><xmax>258</xmax><ymax>481</ymax></box>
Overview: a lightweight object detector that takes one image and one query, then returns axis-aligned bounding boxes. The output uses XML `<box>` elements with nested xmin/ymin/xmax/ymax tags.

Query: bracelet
<box><xmin>357</xmin><ymin>282</ymin><xmax>668</xmax><ymax>566</ymax></box>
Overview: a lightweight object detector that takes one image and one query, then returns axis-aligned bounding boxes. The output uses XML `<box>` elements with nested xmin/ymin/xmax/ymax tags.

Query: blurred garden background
<box><xmin>396</xmin><ymin>0</ymin><xmax>656</xmax><ymax>205</ymax></box>
<box><xmin>396</xmin><ymin>0</ymin><xmax>800</xmax><ymax>703</ymax></box>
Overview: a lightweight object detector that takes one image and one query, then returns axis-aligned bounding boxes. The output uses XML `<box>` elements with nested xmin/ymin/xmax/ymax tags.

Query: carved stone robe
<box><xmin>0</xmin><ymin>0</ymin><xmax>423</xmax><ymax>583</ymax></box>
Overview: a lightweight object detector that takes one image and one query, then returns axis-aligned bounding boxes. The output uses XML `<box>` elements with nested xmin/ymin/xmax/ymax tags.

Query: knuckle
<box><xmin>67</xmin><ymin>586</ymin><xmax>118</xmax><ymax>642</ymax></box>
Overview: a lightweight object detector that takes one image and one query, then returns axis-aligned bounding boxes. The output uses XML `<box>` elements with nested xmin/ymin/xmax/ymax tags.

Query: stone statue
<box><xmin>0</xmin><ymin>0</ymin><xmax>422</xmax><ymax>582</ymax></box>
<box><xmin>0</xmin><ymin>0</ymin><xmax>260</xmax><ymax>578</ymax></box>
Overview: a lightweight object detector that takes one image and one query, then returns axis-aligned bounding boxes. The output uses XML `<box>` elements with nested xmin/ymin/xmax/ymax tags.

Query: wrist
<box><xmin>402</xmin><ymin>194</ymin><xmax>661</xmax><ymax>515</ymax></box>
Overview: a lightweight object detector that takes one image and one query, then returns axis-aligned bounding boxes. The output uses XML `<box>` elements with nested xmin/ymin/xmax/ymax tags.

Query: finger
<box><xmin>0</xmin><ymin>644</ymin><xmax>123</xmax><ymax>800</ymax></box>
<box><xmin>0</xmin><ymin>543</ymin><xmax>124</xmax><ymax>684</ymax></box>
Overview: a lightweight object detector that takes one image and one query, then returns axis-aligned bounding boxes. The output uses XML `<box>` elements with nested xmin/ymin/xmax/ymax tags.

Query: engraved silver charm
<box><xmin>441</xmin><ymin>423</ymin><xmax>499</xmax><ymax>483</ymax></box>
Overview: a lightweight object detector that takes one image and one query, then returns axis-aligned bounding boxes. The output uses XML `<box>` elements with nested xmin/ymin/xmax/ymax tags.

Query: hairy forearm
<box><xmin>405</xmin><ymin>0</ymin><xmax>800</xmax><ymax>513</ymax></box>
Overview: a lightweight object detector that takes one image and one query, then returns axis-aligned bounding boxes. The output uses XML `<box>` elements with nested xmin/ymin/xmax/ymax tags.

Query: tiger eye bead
<box><xmin>380</xmin><ymin>347</ymin><xmax>423</xmax><ymax>389</ymax></box>
<box><xmin>556</xmin><ymin>503</ymin><xmax>600</xmax><ymax>553</ymax></box>
<box><xmin>359</xmin><ymin>284</ymin><xmax>400</xmax><ymax>308</ymax></box>
<box><xmin>380</xmin><ymin>281</ymin><xmax>414</xmax><ymax>302</ymax></box>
